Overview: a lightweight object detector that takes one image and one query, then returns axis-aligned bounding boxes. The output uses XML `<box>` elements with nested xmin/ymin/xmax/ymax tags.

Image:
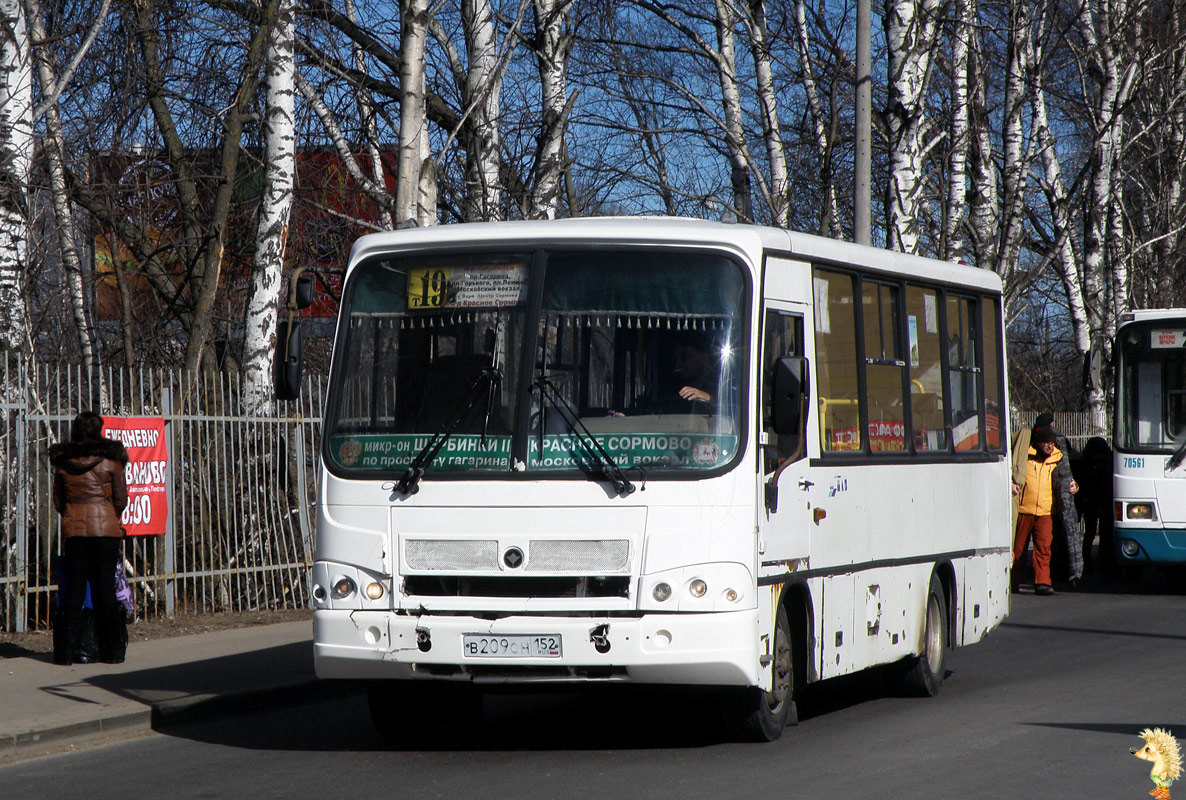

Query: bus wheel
<box><xmin>724</xmin><ymin>604</ymin><xmax>797</xmax><ymax>742</ymax></box>
<box><xmin>366</xmin><ymin>680</ymin><xmax>480</xmax><ymax>745</ymax></box>
<box><xmin>897</xmin><ymin>573</ymin><xmax>947</xmax><ymax>697</ymax></box>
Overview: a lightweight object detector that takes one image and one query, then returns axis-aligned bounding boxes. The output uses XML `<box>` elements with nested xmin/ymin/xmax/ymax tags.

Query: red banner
<box><xmin>102</xmin><ymin>417</ymin><xmax>168</xmax><ymax>536</ymax></box>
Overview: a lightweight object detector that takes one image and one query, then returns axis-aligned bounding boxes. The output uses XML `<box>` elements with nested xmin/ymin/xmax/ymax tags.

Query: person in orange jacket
<box><xmin>1012</xmin><ymin>426</ymin><xmax>1078</xmax><ymax>595</ymax></box>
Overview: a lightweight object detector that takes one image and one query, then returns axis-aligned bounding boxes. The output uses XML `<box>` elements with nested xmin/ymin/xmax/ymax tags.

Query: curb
<box><xmin>2</xmin><ymin>709</ymin><xmax>152</xmax><ymax>763</ymax></box>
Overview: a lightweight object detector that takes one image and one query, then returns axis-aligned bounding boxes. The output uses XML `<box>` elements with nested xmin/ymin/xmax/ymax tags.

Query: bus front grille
<box><xmin>403</xmin><ymin>575</ymin><xmax>631</xmax><ymax>598</ymax></box>
<box><xmin>403</xmin><ymin>538</ymin><xmax>632</xmax><ymax>574</ymax></box>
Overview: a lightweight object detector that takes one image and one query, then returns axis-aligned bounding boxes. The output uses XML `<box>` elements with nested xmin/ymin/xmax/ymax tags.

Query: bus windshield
<box><xmin>1116</xmin><ymin>322</ymin><xmax>1186</xmax><ymax>451</ymax></box>
<box><xmin>323</xmin><ymin>248</ymin><xmax>749</xmax><ymax>478</ymax></box>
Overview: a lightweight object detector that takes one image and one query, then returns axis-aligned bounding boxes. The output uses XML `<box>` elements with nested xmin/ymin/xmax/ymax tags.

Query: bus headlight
<box><xmin>1126</xmin><ymin>502</ymin><xmax>1157</xmax><ymax>521</ymax></box>
<box><xmin>332</xmin><ymin>577</ymin><xmax>357</xmax><ymax>599</ymax></box>
<box><xmin>365</xmin><ymin>581</ymin><xmax>385</xmax><ymax>600</ymax></box>
<box><xmin>639</xmin><ymin>563</ymin><xmax>754</xmax><ymax>611</ymax></box>
<box><xmin>1121</xmin><ymin>540</ymin><xmax>1141</xmax><ymax>558</ymax></box>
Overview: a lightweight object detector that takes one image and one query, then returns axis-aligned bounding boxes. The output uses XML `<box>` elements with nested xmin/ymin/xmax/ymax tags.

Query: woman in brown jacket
<box><xmin>49</xmin><ymin>411</ymin><xmax>130</xmax><ymax>664</ymax></box>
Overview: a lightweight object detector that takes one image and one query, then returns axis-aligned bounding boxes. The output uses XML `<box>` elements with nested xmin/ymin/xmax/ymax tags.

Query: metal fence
<box><xmin>1010</xmin><ymin>410</ymin><xmax>1111</xmax><ymax>451</ymax></box>
<box><xmin>1</xmin><ymin>355</ymin><xmax>324</xmax><ymax>633</ymax></box>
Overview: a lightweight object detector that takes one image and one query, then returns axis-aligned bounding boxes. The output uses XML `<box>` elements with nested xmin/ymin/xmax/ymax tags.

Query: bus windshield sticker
<box><xmin>407</xmin><ymin>263</ymin><xmax>528</xmax><ymax>309</ymax></box>
<box><xmin>328</xmin><ymin>432</ymin><xmax>738</xmax><ymax>471</ymax></box>
<box><xmin>1151</xmin><ymin>329</ymin><xmax>1186</xmax><ymax>348</ymax></box>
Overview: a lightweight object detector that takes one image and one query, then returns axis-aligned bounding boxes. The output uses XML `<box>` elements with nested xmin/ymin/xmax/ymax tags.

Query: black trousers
<box><xmin>61</xmin><ymin>537</ymin><xmax>126</xmax><ymax>661</ymax></box>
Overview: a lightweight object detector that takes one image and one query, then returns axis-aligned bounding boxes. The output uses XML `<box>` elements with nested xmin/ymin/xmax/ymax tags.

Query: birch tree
<box><xmin>396</xmin><ymin>0</ymin><xmax>434</xmax><ymax>225</ymax></box>
<box><xmin>242</xmin><ymin>0</ymin><xmax>296</xmax><ymax>414</ymax></box>
<box><xmin>0</xmin><ymin>0</ymin><xmax>32</xmax><ymax>355</ymax></box>
<box><xmin>460</xmin><ymin>0</ymin><xmax>506</xmax><ymax>221</ymax></box>
<box><xmin>25</xmin><ymin>0</ymin><xmax>111</xmax><ymax>377</ymax></box>
<box><xmin>1026</xmin><ymin>3</ymin><xmax>1090</xmax><ymax>377</ymax></box>
<box><xmin>965</xmin><ymin>0</ymin><xmax>1033</xmax><ymax>294</ymax></box>
<box><xmin>712</xmin><ymin>0</ymin><xmax>752</xmax><ymax>221</ymax></box>
<box><xmin>741</xmin><ymin>0</ymin><xmax>787</xmax><ymax>228</ymax></box>
<box><xmin>345</xmin><ymin>0</ymin><xmax>394</xmax><ymax>230</ymax></box>
<box><xmin>883</xmin><ymin>0</ymin><xmax>940</xmax><ymax>254</ymax></box>
<box><xmin>793</xmin><ymin>0</ymin><xmax>845</xmax><ymax>239</ymax></box>
<box><xmin>941</xmin><ymin>0</ymin><xmax>971</xmax><ymax>262</ymax></box>
<box><xmin>526</xmin><ymin>0</ymin><xmax>575</xmax><ymax>219</ymax></box>
<box><xmin>1077</xmin><ymin>0</ymin><xmax>1141</xmax><ymax>426</ymax></box>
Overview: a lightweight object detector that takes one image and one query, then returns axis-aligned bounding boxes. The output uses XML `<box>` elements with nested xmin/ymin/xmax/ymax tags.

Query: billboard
<box><xmin>102</xmin><ymin>417</ymin><xmax>169</xmax><ymax>536</ymax></box>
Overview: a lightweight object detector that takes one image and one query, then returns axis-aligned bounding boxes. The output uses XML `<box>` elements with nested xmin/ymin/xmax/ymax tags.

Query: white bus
<box><xmin>277</xmin><ymin>218</ymin><xmax>1012</xmax><ymax>742</ymax></box>
<box><xmin>1113</xmin><ymin>309</ymin><xmax>1186</xmax><ymax>573</ymax></box>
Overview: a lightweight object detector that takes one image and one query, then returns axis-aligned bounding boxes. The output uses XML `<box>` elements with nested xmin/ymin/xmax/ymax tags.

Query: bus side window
<box><xmin>906</xmin><ymin>285</ymin><xmax>947</xmax><ymax>451</ymax></box>
<box><xmin>946</xmin><ymin>295</ymin><xmax>982</xmax><ymax>451</ymax></box>
<box><xmin>862</xmin><ymin>281</ymin><xmax>906</xmax><ymax>452</ymax></box>
<box><xmin>814</xmin><ymin>270</ymin><xmax>860</xmax><ymax>452</ymax></box>
<box><xmin>982</xmin><ymin>297</ymin><xmax>1005</xmax><ymax>451</ymax></box>
<box><xmin>762</xmin><ymin>310</ymin><xmax>805</xmax><ymax>474</ymax></box>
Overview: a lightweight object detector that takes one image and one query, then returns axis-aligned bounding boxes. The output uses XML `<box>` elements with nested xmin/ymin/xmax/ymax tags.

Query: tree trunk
<box><xmin>884</xmin><ymin>0</ymin><xmax>940</xmax><ymax>254</ymax></box>
<box><xmin>527</xmin><ymin>0</ymin><xmax>573</xmax><ymax>220</ymax></box>
<box><xmin>995</xmin><ymin>0</ymin><xmax>1030</xmax><ymax>288</ymax></box>
<box><xmin>0</xmin><ymin>0</ymin><xmax>32</xmax><ymax>356</ymax></box>
<box><xmin>1029</xmin><ymin>28</ymin><xmax>1091</xmax><ymax>367</ymax></box>
<box><xmin>396</xmin><ymin>0</ymin><xmax>431</xmax><ymax>226</ymax></box>
<box><xmin>713</xmin><ymin>0</ymin><xmax>752</xmax><ymax>222</ymax></box>
<box><xmin>745</xmin><ymin>0</ymin><xmax>789</xmax><ymax>229</ymax></box>
<box><xmin>943</xmin><ymin>0</ymin><xmax>971</xmax><ymax>262</ymax></box>
<box><xmin>242</xmin><ymin>0</ymin><xmax>296</xmax><ymax>416</ymax></box>
<box><xmin>27</xmin><ymin>0</ymin><xmax>104</xmax><ymax>377</ymax></box>
<box><xmin>1079</xmin><ymin>0</ymin><xmax>1137</xmax><ymax>427</ymax></box>
<box><xmin>794</xmin><ymin>0</ymin><xmax>843</xmax><ymax>239</ymax></box>
<box><xmin>462</xmin><ymin>0</ymin><xmax>504</xmax><ymax>221</ymax></box>
<box><xmin>345</xmin><ymin>0</ymin><xmax>394</xmax><ymax>230</ymax></box>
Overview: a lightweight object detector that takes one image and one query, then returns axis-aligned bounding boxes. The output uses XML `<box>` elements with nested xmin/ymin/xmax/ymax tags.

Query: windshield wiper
<box><xmin>396</xmin><ymin>366</ymin><xmax>501</xmax><ymax>495</ymax></box>
<box><xmin>534</xmin><ymin>376</ymin><xmax>636</xmax><ymax>496</ymax></box>
<box><xmin>1168</xmin><ymin>437</ymin><xmax>1186</xmax><ymax>472</ymax></box>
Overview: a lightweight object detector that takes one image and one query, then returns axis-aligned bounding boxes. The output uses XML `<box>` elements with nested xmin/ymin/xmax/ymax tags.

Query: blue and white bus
<box><xmin>277</xmin><ymin>218</ymin><xmax>1013</xmax><ymax>742</ymax></box>
<box><xmin>1113</xmin><ymin>309</ymin><xmax>1186</xmax><ymax>572</ymax></box>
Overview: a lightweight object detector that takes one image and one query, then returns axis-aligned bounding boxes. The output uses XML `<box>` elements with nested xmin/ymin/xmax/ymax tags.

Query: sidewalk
<box><xmin>1</xmin><ymin>620</ymin><xmax>349</xmax><ymax>763</ymax></box>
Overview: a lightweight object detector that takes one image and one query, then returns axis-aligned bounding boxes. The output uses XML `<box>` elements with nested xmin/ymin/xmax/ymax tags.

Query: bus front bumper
<box><xmin>313</xmin><ymin>608</ymin><xmax>762</xmax><ymax>687</ymax></box>
<box><xmin>1115</xmin><ymin>526</ymin><xmax>1186</xmax><ymax>564</ymax></box>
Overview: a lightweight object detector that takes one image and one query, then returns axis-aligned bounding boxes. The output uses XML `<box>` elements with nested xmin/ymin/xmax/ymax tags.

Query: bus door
<box><xmin>759</xmin><ymin>305</ymin><xmax>812</xmax><ymax>566</ymax></box>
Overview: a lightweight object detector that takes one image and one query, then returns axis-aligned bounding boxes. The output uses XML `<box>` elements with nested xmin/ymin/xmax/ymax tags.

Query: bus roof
<box><xmin>347</xmin><ymin>217</ymin><xmax>1002</xmax><ymax>294</ymax></box>
<box><xmin>1119</xmin><ymin>308</ymin><xmax>1186</xmax><ymax>326</ymax></box>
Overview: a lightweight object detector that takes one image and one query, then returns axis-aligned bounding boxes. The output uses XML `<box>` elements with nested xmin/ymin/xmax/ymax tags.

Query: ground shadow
<box><xmin>1026</xmin><ymin>721</ymin><xmax>1186</xmax><ymax>737</ymax></box>
<box><xmin>85</xmin><ymin>642</ymin><xmax>929</xmax><ymax>753</ymax></box>
<box><xmin>0</xmin><ymin>643</ymin><xmax>54</xmax><ymax>662</ymax></box>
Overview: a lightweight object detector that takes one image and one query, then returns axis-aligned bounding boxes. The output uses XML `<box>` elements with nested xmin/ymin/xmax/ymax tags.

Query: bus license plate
<box><xmin>463</xmin><ymin>634</ymin><xmax>562</xmax><ymax>658</ymax></box>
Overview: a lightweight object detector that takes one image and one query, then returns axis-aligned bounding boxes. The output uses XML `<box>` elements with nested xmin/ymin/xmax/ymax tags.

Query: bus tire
<box><xmin>897</xmin><ymin>573</ymin><xmax>947</xmax><ymax>697</ymax></box>
<box><xmin>724</xmin><ymin>603</ymin><xmax>797</xmax><ymax>742</ymax></box>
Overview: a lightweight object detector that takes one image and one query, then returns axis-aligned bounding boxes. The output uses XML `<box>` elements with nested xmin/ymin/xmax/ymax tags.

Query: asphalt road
<box><xmin>4</xmin><ymin>572</ymin><xmax>1185</xmax><ymax>799</ymax></box>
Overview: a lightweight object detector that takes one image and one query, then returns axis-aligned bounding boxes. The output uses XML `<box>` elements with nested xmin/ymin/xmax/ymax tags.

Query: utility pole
<box><xmin>855</xmin><ymin>0</ymin><xmax>871</xmax><ymax>245</ymax></box>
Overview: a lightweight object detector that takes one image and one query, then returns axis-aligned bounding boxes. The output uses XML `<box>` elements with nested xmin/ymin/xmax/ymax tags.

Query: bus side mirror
<box><xmin>293</xmin><ymin>271</ymin><xmax>315</xmax><ymax>310</ymax></box>
<box><xmin>274</xmin><ymin>317</ymin><xmax>304</xmax><ymax>401</ymax></box>
<box><xmin>772</xmin><ymin>356</ymin><xmax>808</xmax><ymax>435</ymax></box>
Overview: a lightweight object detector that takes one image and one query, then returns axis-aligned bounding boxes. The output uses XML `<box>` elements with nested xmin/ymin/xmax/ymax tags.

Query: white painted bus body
<box><xmin>1113</xmin><ymin>309</ymin><xmax>1186</xmax><ymax>568</ymax></box>
<box><xmin>310</xmin><ymin>218</ymin><xmax>1012</xmax><ymax>698</ymax></box>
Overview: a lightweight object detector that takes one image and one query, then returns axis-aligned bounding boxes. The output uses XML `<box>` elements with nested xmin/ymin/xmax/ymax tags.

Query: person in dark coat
<box><xmin>48</xmin><ymin>411</ymin><xmax>130</xmax><ymax>664</ymax></box>
<box><xmin>1077</xmin><ymin>436</ymin><xmax>1115</xmax><ymax>574</ymax></box>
